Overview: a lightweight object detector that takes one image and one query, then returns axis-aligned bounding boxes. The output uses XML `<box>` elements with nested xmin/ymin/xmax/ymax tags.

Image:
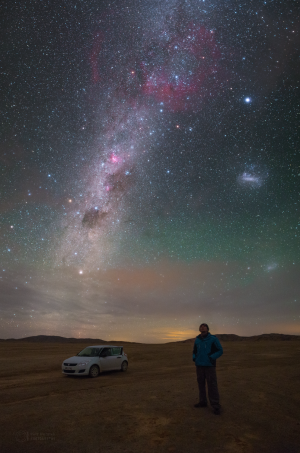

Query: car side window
<box><xmin>100</xmin><ymin>348</ymin><xmax>112</xmax><ymax>357</ymax></box>
<box><xmin>112</xmin><ymin>347</ymin><xmax>121</xmax><ymax>355</ymax></box>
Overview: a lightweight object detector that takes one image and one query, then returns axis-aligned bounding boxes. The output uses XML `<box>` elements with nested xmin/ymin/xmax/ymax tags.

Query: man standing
<box><xmin>193</xmin><ymin>323</ymin><xmax>223</xmax><ymax>415</ymax></box>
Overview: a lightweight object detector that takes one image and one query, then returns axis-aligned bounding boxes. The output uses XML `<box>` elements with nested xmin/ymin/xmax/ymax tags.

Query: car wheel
<box><xmin>89</xmin><ymin>365</ymin><xmax>100</xmax><ymax>378</ymax></box>
<box><xmin>121</xmin><ymin>361</ymin><xmax>128</xmax><ymax>372</ymax></box>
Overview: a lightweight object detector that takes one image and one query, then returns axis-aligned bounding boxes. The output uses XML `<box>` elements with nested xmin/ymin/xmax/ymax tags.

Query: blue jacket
<box><xmin>193</xmin><ymin>333</ymin><xmax>223</xmax><ymax>366</ymax></box>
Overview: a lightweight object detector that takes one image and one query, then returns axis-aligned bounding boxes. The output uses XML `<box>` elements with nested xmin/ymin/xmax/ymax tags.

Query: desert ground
<box><xmin>0</xmin><ymin>340</ymin><xmax>299</xmax><ymax>453</ymax></box>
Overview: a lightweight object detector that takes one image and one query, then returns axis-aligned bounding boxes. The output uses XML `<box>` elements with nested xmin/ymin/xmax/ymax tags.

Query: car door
<box><xmin>99</xmin><ymin>348</ymin><xmax>120</xmax><ymax>371</ymax></box>
<box><xmin>99</xmin><ymin>347</ymin><xmax>112</xmax><ymax>371</ymax></box>
<box><xmin>111</xmin><ymin>347</ymin><xmax>123</xmax><ymax>370</ymax></box>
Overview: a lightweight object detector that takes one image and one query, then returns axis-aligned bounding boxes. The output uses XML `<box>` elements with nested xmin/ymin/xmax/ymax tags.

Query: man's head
<box><xmin>199</xmin><ymin>323</ymin><xmax>209</xmax><ymax>337</ymax></box>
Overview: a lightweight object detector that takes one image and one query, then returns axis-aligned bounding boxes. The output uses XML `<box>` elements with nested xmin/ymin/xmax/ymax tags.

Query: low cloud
<box><xmin>1</xmin><ymin>260</ymin><xmax>299</xmax><ymax>340</ymax></box>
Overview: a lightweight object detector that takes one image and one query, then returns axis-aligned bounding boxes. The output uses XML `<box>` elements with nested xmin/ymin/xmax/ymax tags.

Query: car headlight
<box><xmin>77</xmin><ymin>360</ymin><xmax>91</xmax><ymax>366</ymax></box>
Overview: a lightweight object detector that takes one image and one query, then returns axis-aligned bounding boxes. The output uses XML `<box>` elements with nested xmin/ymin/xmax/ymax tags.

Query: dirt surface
<box><xmin>0</xmin><ymin>341</ymin><xmax>300</xmax><ymax>453</ymax></box>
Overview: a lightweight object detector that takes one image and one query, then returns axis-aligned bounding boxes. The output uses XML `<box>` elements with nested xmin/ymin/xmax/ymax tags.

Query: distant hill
<box><xmin>0</xmin><ymin>335</ymin><xmax>140</xmax><ymax>344</ymax></box>
<box><xmin>181</xmin><ymin>333</ymin><xmax>300</xmax><ymax>343</ymax></box>
<box><xmin>1</xmin><ymin>335</ymin><xmax>106</xmax><ymax>343</ymax></box>
<box><xmin>1</xmin><ymin>333</ymin><xmax>300</xmax><ymax>343</ymax></box>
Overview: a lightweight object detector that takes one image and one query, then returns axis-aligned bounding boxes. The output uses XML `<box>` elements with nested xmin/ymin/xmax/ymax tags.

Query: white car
<box><xmin>62</xmin><ymin>345</ymin><xmax>128</xmax><ymax>378</ymax></box>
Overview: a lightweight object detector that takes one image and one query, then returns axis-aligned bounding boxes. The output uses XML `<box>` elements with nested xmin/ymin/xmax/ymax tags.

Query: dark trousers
<box><xmin>196</xmin><ymin>366</ymin><xmax>220</xmax><ymax>409</ymax></box>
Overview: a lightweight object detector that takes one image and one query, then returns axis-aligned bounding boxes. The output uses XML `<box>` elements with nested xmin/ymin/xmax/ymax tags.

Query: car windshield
<box><xmin>77</xmin><ymin>347</ymin><xmax>100</xmax><ymax>357</ymax></box>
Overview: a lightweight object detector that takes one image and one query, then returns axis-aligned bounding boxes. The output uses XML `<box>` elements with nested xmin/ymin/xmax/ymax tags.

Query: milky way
<box><xmin>55</xmin><ymin>3</ymin><xmax>227</xmax><ymax>270</ymax></box>
<box><xmin>1</xmin><ymin>0</ymin><xmax>299</xmax><ymax>341</ymax></box>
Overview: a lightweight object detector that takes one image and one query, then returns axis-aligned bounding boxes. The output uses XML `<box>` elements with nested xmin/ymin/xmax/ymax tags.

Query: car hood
<box><xmin>63</xmin><ymin>356</ymin><xmax>94</xmax><ymax>364</ymax></box>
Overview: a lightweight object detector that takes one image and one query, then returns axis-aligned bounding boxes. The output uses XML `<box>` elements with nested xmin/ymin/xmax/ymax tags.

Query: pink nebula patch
<box><xmin>110</xmin><ymin>153</ymin><xmax>122</xmax><ymax>163</ymax></box>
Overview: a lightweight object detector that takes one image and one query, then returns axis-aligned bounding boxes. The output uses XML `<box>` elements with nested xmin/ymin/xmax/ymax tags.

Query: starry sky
<box><xmin>1</xmin><ymin>0</ymin><xmax>299</xmax><ymax>342</ymax></box>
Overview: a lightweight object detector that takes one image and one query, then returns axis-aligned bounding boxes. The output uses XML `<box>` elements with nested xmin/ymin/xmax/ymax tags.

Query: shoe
<box><xmin>213</xmin><ymin>408</ymin><xmax>220</xmax><ymax>415</ymax></box>
<box><xmin>194</xmin><ymin>402</ymin><xmax>207</xmax><ymax>408</ymax></box>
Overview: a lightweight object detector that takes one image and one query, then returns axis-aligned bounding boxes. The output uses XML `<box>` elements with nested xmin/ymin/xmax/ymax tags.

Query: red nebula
<box><xmin>90</xmin><ymin>20</ymin><xmax>222</xmax><ymax>112</ymax></box>
<box><xmin>140</xmin><ymin>25</ymin><xmax>221</xmax><ymax>111</ymax></box>
<box><xmin>90</xmin><ymin>31</ymin><xmax>104</xmax><ymax>83</ymax></box>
